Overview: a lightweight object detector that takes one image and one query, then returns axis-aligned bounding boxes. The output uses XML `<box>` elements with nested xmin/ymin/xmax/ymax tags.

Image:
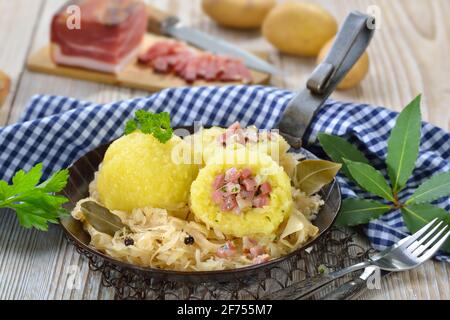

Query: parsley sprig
<box><xmin>0</xmin><ymin>163</ymin><xmax>69</xmax><ymax>231</ymax></box>
<box><xmin>125</xmin><ymin>110</ymin><xmax>173</xmax><ymax>143</ymax></box>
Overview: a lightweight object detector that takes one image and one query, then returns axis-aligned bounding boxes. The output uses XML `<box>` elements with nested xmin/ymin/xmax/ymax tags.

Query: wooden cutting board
<box><xmin>26</xmin><ymin>34</ymin><xmax>270</xmax><ymax>92</ymax></box>
<box><xmin>0</xmin><ymin>69</ymin><xmax>10</xmax><ymax>108</ymax></box>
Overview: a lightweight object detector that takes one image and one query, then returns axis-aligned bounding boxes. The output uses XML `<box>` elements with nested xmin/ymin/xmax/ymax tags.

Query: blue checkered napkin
<box><xmin>1</xmin><ymin>85</ymin><xmax>449</xmax><ymax>262</ymax></box>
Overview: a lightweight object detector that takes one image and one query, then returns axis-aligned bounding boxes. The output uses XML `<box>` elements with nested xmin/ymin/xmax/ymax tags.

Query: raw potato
<box><xmin>317</xmin><ymin>38</ymin><xmax>370</xmax><ymax>90</ymax></box>
<box><xmin>262</xmin><ymin>1</ymin><xmax>337</xmax><ymax>57</ymax></box>
<box><xmin>0</xmin><ymin>70</ymin><xmax>10</xmax><ymax>107</ymax></box>
<box><xmin>202</xmin><ymin>0</ymin><xmax>276</xmax><ymax>29</ymax></box>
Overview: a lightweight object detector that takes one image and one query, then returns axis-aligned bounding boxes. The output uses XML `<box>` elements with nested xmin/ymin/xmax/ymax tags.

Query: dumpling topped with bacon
<box><xmin>190</xmin><ymin>148</ymin><xmax>293</xmax><ymax>237</ymax></box>
<box><xmin>184</xmin><ymin>122</ymin><xmax>297</xmax><ymax>175</ymax></box>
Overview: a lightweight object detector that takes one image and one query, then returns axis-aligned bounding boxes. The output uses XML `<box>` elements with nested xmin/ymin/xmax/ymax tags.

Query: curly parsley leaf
<box><xmin>0</xmin><ymin>163</ymin><xmax>69</xmax><ymax>231</ymax></box>
<box><xmin>124</xmin><ymin>110</ymin><xmax>173</xmax><ymax>143</ymax></box>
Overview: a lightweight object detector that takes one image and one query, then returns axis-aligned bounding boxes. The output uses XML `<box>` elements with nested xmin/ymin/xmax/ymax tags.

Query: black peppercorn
<box><xmin>184</xmin><ymin>235</ymin><xmax>195</xmax><ymax>245</ymax></box>
<box><xmin>124</xmin><ymin>237</ymin><xmax>134</xmax><ymax>246</ymax></box>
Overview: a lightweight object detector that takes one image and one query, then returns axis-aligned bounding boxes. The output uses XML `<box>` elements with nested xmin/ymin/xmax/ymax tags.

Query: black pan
<box><xmin>59</xmin><ymin>125</ymin><xmax>341</xmax><ymax>283</ymax></box>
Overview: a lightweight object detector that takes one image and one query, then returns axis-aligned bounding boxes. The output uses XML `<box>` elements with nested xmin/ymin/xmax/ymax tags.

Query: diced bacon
<box><xmin>217</xmin><ymin>241</ymin><xmax>237</xmax><ymax>258</ymax></box>
<box><xmin>221</xmin><ymin>196</ymin><xmax>238</xmax><ymax>211</ymax></box>
<box><xmin>225</xmin><ymin>182</ymin><xmax>240</xmax><ymax>194</ymax></box>
<box><xmin>211</xmin><ymin>167</ymin><xmax>271</xmax><ymax>212</ymax></box>
<box><xmin>249</xmin><ymin>245</ymin><xmax>265</xmax><ymax>258</ymax></box>
<box><xmin>252</xmin><ymin>254</ymin><xmax>270</xmax><ymax>264</ymax></box>
<box><xmin>212</xmin><ymin>174</ymin><xmax>225</xmax><ymax>190</ymax></box>
<box><xmin>225</xmin><ymin>167</ymin><xmax>240</xmax><ymax>183</ymax></box>
<box><xmin>212</xmin><ymin>190</ymin><xmax>224</xmax><ymax>205</ymax></box>
<box><xmin>227</xmin><ymin>122</ymin><xmax>241</xmax><ymax>133</ymax></box>
<box><xmin>242</xmin><ymin>237</ymin><xmax>258</xmax><ymax>250</ymax></box>
<box><xmin>236</xmin><ymin>194</ymin><xmax>252</xmax><ymax>210</ymax></box>
<box><xmin>242</xmin><ymin>178</ymin><xmax>257</xmax><ymax>192</ymax></box>
<box><xmin>260</xmin><ymin>182</ymin><xmax>272</xmax><ymax>195</ymax></box>
<box><xmin>239</xmin><ymin>190</ymin><xmax>255</xmax><ymax>200</ymax></box>
<box><xmin>240</xmin><ymin>168</ymin><xmax>252</xmax><ymax>179</ymax></box>
<box><xmin>252</xmin><ymin>194</ymin><xmax>270</xmax><ymax>208</ymax></box>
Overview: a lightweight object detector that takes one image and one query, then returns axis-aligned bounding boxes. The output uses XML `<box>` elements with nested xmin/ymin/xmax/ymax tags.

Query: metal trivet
<box><xmin>67</xmin><ymin>227</ymin><xmax>373</xmax><ymax>300</ymax></box>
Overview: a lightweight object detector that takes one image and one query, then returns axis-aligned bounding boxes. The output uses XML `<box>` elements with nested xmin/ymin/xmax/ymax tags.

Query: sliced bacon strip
<box><xmin>138</xmin><ymin>40</ymin><xmax>253</xmax><ymax>83</ymax></box>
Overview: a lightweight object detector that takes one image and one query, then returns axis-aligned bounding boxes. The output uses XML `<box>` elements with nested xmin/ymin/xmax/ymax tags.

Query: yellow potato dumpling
<box><xmin>262</xmin><ymin>1</ymin><xmax>337</xmax><ymax>57</ymax></box>
<box><xmin>97</xmin><ymin>132</ymin><xmax>199</xmax><ymax>213</ymax></box>
<box><xmin>190</xmin><ymin>149</ymin><xmax>293</xmax><ymax>237</ymax></box>
<box><xmin>317</xmin><ymin>38</ymin><xmax>370</xmax><ymax>90</ymax></box>
<box><xmin>202</xmin><ymin>0</ymin><xmax>276</xmax><ymax>29</ymax></box>
<box><xmin>184</xmin><ymin>126</ymin><xmax>290</xmax><ymax>166</ymax></box>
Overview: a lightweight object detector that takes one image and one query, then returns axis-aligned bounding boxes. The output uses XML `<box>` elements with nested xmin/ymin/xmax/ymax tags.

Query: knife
<box><xmin>145</xmin><ymin>4</ymin><xmax>282</xmax><ymax>75</ymax></box>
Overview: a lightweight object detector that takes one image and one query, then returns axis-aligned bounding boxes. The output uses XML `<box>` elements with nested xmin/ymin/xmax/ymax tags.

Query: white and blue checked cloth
<box><xmin>1</xmin><ymin>85</ymin><xmax>449</xmax><ymax>262</ymax></box>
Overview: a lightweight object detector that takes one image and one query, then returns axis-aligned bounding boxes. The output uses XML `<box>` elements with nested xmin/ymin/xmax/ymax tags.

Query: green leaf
<box><xmin>38</xmin><ymin>169</ymin><xmax>69</xmax><ymax>193</ymax></box>
<box><xmin>406</xmin><ymin>171</ymin><xmax>450</xmax><ymax>205</ymax></box>
<box><xmin>386</xmin><ymin>95</ymin><xmax>422</xmax><ymax>192</ymax></box>
<box><xmin>344</xmin><ymin>159</ymin><xmax>395</xmax><ymax>201</ymax></box>
<box><xmin>317</xmin><ymin>132</ymin><xmax>369</xmax><ymax>181</ymax></box>
<box><xmin>124</xmin><ymin>119</ymin><xmax>138</xmax><ymax>135</ymax></box>
<box><xmin>0</xmin><ymin>164</ymin><xmax>69</xmax><ymax>231</ymax></box>
<box><xmin>11</xmin><ymin>163</ymin><xmax>43</xmax><ymax>195</ymax></box>
<box><xmin>295</xmin><ymin>159</ymin><xmax>341</xmax><ymax>195</ymax></box>
<box><xmin>124</xmin><ymin>110</ymin><xmax>173</xmax><ymax>143</ymax></box>
<box><xmin>80</xmin><ymin>201</ymin><xmax>128</xmax><ymax>236</ymax></box>
<box><xmin>401</xmin><ymin>204</ymin><xmax>450</xmax><ymax>253</ymax></box>
<box><xmin>336</xmin><ymin>198</ymin><xmax>392</xmax><ymax>227</ymax></box>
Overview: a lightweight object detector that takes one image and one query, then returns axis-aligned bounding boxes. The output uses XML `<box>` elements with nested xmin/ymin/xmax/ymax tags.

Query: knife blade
<box><xmin>146</xmin><ymin>4</ymin><xmax>282</xmax><ymax>75</ymax></box>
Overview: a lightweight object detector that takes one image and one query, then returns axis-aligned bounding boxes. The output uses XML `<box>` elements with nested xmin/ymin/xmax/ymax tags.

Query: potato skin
<box><xmin>190</xmin><ymin>149</ymin><xmax>293</xmax><ymax>237</ymax></box>
<box><xmin>202</xmin><ymin>0</ymin><xmax>276</xmax><ymax>29</ymax></box>
<box><xmin>97</xmin><ymin>132</ymin><xmax>199</xmax><ymax>212</ymax></box>
<box><xmin>317</xmin><ymin>38</ymin><xmax>370</xmax><ymax>90</ymax></box>
<box><xmin>262</xmin><ymin>1</ymin><xmax>337</xmax><ymax>57</ymax></box>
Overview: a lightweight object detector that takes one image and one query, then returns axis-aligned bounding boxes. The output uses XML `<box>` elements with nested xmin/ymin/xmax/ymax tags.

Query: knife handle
<box><xmin>146</xmin><ymin>4</ymin><xmax>179</xmax><ymax>35</ymax></box>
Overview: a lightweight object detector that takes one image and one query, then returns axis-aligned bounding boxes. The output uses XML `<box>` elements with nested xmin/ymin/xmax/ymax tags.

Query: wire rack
<box><xmin>67</xmin><ymin>227</ymin><xmax>373</xmax><ymax>300</ymax></box>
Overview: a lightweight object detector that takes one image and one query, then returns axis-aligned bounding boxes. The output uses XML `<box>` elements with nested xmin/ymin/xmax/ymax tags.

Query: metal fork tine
<box><xmin>417</xmin><ymin>230</ymin><xmax>450</xmax><ymax>262</ymax></box>
<box><xmin>398</xmin><ymin>218</ymin><xmax>439</xmax><ymax>249</ymax></box>
<box><xmin>412</xmin><ymin>225</ymin><xmax>449</xmax><ymax>257</ymax></box>
<box><xmin>407</xmin><ymin>220</ymin><xmax>444</xmax><ymax>252</ymax></box>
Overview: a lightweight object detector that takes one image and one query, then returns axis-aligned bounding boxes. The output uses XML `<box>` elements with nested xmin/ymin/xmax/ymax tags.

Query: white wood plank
<box><xmin>0</xmin><ymin>0</ymin><xmax>448</xmax><ymax>300</ymax></box>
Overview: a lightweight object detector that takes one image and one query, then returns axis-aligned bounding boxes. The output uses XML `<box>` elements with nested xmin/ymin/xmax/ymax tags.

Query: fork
<box><xmin>264</xmin><ymin>218</ymin><xmax>450</xmax><ymax>300</ymax></box>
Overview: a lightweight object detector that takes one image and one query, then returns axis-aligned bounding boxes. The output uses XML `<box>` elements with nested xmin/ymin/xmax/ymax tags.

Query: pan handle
<box><xmin>278</xmin><ymin>11</ymin><xmax>375</xmax><ymax>142</ymax></box>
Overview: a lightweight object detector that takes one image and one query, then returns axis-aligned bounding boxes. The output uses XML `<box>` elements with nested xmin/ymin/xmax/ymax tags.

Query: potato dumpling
<box><xmin>190</xmin><ymin>149</ymin><xmax>293</xmax><ymax>237</ymax></box>
<box><xmin>202</xmin><ymin>0</ymin><xmax>276</xmax><ymax>29</ymax></box>
<box><xmin>262</xmin><ymin>1</ymin><xmax>337</xmax><ymax>57</ymax></box>
<box><xmin>317</xmin><ymin>38</ymin><xmax>370</xmax><ymax>90</ymax></box>
<box><xmin>97</xmin><ymin>132</ymin><xmax>199</xmax><ymax>213</ymax></box>
<box><xmin>184</xmin><ymin>125</ymin><xmax>290</xmax><ymax>166</ymax></box>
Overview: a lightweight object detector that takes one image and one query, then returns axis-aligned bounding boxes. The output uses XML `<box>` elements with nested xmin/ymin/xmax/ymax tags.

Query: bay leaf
<box><xmin>406</xmin><ymin>171</ymin><xmax>450</xmax><ymax>205</ymax></box>
<box><xmin>386</xmin><ymin>95</ymin><xmax>422</xmax><ymax>192</ymax></box>
<box><xmin>344</xmin><ymin>159</ymin><xmax>394</xmax><ymax>202</ymax></box>
<box><xmin>317</xmin><ymin>132</ymin><xmax>369</xmax><ymax>181</ymax></box>
<box><xmin>295</xmin><ymin>159</ymin><xmax>341</xmax><ymax>196</ymax></box>
<box><xmin>401</xmin><ymin>204</ymin><xmax>450</xmax><ymax>253</ymax></box>
<box><xmin>80</xmin><ymin>201</ymin><xmax>128</xmax><ymax>236</ymax></box>
<box><xmin>336</xmin><ymin>198</ymin><xmax>391</xmax><ymax>227</ymax></box>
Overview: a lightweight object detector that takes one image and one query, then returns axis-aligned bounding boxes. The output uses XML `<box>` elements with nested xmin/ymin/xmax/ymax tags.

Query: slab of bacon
<box><xmin>138</xmin><ymin>41</ymin><xmax>253</xmax><ymax>84</ymax></box>
<box><xmin>51</xmin><ymin>0</ymin><xmax>147</xmax><ymax>74</ymax></box>
<box><xmin>212</xmin><ymin>167</ymin><xmax>272</xmax><ymax>213</ymax></box>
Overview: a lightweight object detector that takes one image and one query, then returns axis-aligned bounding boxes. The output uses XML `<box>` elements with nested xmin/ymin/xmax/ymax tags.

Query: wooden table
<box><xmin>0</xmin><ymin>0</ymin><xmax>449</xmax><ymax>300</ymax></box>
